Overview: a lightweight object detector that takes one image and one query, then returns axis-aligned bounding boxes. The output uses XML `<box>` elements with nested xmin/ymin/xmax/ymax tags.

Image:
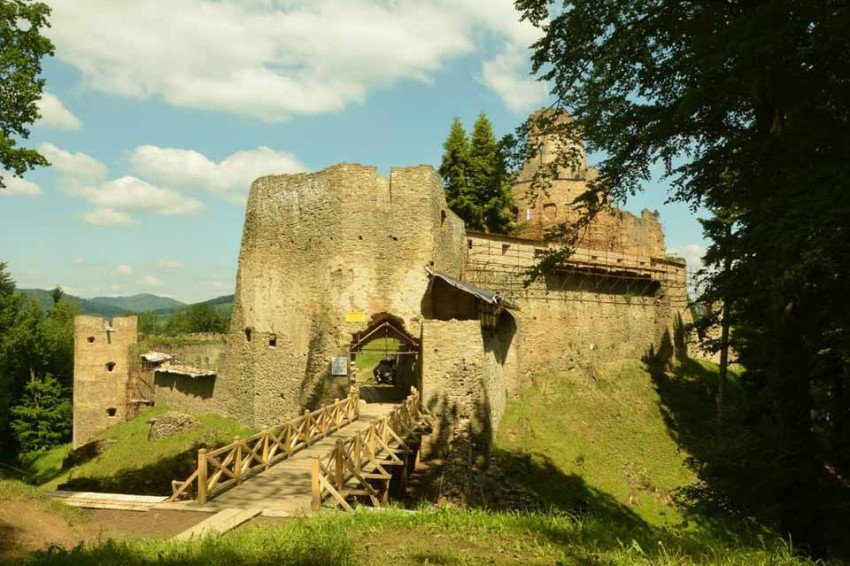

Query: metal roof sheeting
<box><xmin>425</xmin><ymin>266</ymin><xmax>517</xmax><ymax>310</ymax></box>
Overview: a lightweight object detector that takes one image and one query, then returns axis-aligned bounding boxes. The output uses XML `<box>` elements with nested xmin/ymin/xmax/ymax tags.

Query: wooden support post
<box><xmin>311</xmin><ymin>457</ymin><xmax>321</xmax><ymax>512</ymax></box>
<box><xmin>334</xmin><ymin>440</ymin><xmax>345</xmax><ymax>491</ymax></box>
<box><xmin>303</xmin><ymin>409</ymin><xmax>311</xmax><ymax>444</ymax></box>
<box><xmin>261</xmin><ymin>426</ymin><xmax>270</xmax><ymax>470</ymax></box>
<box><xmin>353</xmin><ymin>433</ymin><xmax>362</xmax><ymax>476</ymax></box>
<box><xmin>234</xmin><ymin>436</ymin><xmax>242</xmax><ymax>485</ymax></box>
<box><xmin>197</xmin><ymin>448</ymin><xmax>208</xmax><ymax>505</ymax></box>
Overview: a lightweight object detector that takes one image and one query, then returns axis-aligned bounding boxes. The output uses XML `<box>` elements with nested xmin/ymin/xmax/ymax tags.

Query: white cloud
<box><xmin>114</xmin><ymin>264</ymin><xmax>133</xmax><ymax>276</ymax></box>
<box><xmin>36</xmin><ymin>91</ymin><xmax>82</xmax><ymax>130</ymax></box>
<box><xmin>156</xmin><ymin>259</ymin><xmax>184</xmax><ymax>271</ymax></box>
<box><xmin>70</xmin><ymin>257</ymin><xmax>85</xmax><ymax>265</ymax></box>
<box><xmin>82</xmin><ymin>207</ymin><xmax>136</xmax><ymax>226</ymax></box>
<box><xmin>75</xmin><ymin>176</ymin><xmax>206</xmax><ymax>224</ymax></box>
<box><xmin>39</xmin><ymin>143</ymin><xmax>108</xmax><ymax>181</ymax></box>
<box><xmin>479</xmin><ymin>44</ymin><xmax>547</xmax><ymax>112</ymax></box>
<box><xmin>131</xmin><ymin>145</ymin><xmax>307</xmax><ymax>202</ymax></box>
<box><xmin>47</xmin><ymin>0</ymin><xmax>544</xmax><ymax>120</ymax></box>
<box><xmin>138</xmin><ymin>275</ymin><xmax>163</xmax><ymax>287</ymax></box>
<box><xmin>2</xmin><ymin>177</ymin><xmax>42</xmax><ymax>196</ymax></box>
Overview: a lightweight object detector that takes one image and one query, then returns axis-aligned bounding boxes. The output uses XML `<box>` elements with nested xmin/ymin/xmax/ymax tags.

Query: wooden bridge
<box><xmin>162</xmin><ymin>386</ymin><xmax>429</xmax><ymax>516</ymax></box>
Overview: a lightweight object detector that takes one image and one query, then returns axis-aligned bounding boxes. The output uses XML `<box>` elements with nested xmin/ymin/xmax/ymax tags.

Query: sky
<box><xmin>0</xmin><ymin>0</ymin><xmax>706</xmax><ymax>303</ymax></box>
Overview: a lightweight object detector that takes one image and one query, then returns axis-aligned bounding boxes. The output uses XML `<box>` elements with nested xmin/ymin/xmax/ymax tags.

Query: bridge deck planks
<box><xmin>157</xmin><ymin>402</ymin><xmax>398</xmax><ymax>515</ymax></box>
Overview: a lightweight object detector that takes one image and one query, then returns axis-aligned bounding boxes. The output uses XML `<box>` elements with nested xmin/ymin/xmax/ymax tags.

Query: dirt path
<box><xmin>0</xmin><ymin>500</ymin><xmax>207</xmax><ymax>562</ymax></box>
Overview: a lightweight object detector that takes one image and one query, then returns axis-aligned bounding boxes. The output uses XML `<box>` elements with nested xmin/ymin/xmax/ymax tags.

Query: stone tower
<box><xmin>220</xmin><ymin>163</ymin><xmax>467</xmax><ymax>427</ymax></box>
<box><xmin>72</xmin><ymin>315</ymin><xmax>138</xmax><ymax>447</ymax></box>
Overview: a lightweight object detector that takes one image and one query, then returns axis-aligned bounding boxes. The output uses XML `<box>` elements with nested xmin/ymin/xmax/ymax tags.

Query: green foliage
<box><xmin>0</xmin><ymin>263</ymin><xmax>75</xmax><ymax>457</ymax></box>
<box><xmin>161</xmin><ymin>302</ymin><xmax>228</xmax><ymax>334</ymax></box>
<box><xmin>10</xmin><ymin>374</ymin><xmax>71</xmax><ymax>455</ymax></box>
<box><xmin>439</xmin><ymin>114</ymin><xmax>515</xmax><ymax>234</ymax></box>
<box><xmin>0</xmin><ymin>0</ymin><xmax>54</xmax><ymax>188</ymax></box>
<box><xmin>515</xmin><ymin>0</ymin><xmax>850</xmax><ymax>556</ymax></box>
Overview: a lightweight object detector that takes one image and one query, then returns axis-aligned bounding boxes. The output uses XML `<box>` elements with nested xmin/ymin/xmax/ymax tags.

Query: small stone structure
<box><xmin>147</xmin><ymin>412</ymin><xmax>199</xmax><ymax>441</ymax></box>
<box><xmin>71</xmin><ymin>110</ymin><xmax>689</xmax><ymax>451</ymax></box>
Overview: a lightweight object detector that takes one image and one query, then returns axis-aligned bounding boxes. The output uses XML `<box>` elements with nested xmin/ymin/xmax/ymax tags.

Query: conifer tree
<box><xmin>438</xmin><ymin>117</ymin><xmax>470</xmax><ymax>216</ymax></box>
<box><xmin>438</xmin><ymin>114</ymin><xmax>514</xmax><ymax>234</ymax></box>
<box><xmin>10</xmin><ymin>373</ymin><xmax>71</xmax><ymax>454</ymax></box>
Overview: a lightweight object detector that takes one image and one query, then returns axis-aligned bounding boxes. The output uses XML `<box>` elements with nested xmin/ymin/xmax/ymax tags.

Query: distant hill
<box><xmin>90</xmin><ymin>293</ymin><xmax>186</xmax><ymax>313</ymax></box>
<box><xmin>20</xmin><ymin>289</ymin><xmax>129</xmax><ymax>318</ymax></box>
<box><xmin>152</xmin><ymin>294</ymin><xmax>234</xmax><ymax>315</ymax></box>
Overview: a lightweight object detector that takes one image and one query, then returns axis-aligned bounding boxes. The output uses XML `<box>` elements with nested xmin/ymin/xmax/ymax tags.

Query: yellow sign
<box><xmin>345</xmin><ymin>311</ymin><xmax>367</xmax><ymax>323</ymax></box>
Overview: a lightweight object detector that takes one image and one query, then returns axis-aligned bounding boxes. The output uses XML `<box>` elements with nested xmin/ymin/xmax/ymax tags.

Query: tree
<box><xmin>438</xmin><ymin>114</ymin><xmax>515</xmax><ymax>234</ymax></box>
<box><xmin>515</xmin><ymin>0</ymin><xmax>850</xmax><ymax>556</ymax></box>
<box><xmin>0</xmin><ymin>0</ymin><xmax>54</xmax><ymax>189</ymax></box>
<box><xmin>43</xmin><ymin>299</ymin><xmax>78</xmax><ymax>388</ymax></box>
<box><xmin>185</xmin><ymin>303</ymin><xmax>225</xmax><ymax>333</ymax></box>
<box><xmin>10</xmin><ymin>373</ymin><xmax>71</xmax><ymax>454</ymax></box>
<box><xmin>50</xmin><ymin>285</ymin><xmax>63</xmax><ymax>305</ymax></box>
<box><xmin>438</xmin><ymin>117</ymin><xmax>470</xmax><ymax>215</ymax></box>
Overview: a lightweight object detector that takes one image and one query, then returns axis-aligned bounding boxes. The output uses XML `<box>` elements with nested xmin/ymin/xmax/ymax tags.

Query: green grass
<box><xmin>354</xmin><ymin>338</ymin><xmax>401</xmax><ymax>371</ymax></box>
<box><xmin>496</xmin><ymin>358</ymin><xmax>697</xmax><ymax>527</ymax></box>
<box><xmin>31</xmin><ymin>406</ymin><xmax>254</xmax><ymax>495</ymax></box>
<box><xmin>23</xmin><ymin>507</ymin><xmax>817</xmax><ymax>565</ymax></box>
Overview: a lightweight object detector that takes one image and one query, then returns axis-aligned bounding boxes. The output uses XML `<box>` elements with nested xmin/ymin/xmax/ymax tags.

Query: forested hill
<box><xmin>90</xmin><ymin>293</ymin><xmax>185</xmax><ymax>313</ymax></box>
<box><xmin>20</xmin><ymin>289</ymin><xmax>129</xmax><ymax>318</ymax></box>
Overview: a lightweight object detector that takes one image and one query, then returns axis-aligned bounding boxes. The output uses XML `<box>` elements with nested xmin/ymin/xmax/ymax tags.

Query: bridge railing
<box><xmin>311</xmin><ymin>387</ymin><xmax>426</xmax><ymax>511</ymax></box>
<box><xmin>169</xmin><ymin>386</ymin><xmax>360</xmax><ymax>504</ymax></box>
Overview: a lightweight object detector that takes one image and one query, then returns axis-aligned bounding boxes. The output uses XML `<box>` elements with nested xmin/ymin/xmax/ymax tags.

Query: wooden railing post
<box><xmin>234</xmin><ymin>436</ymin><xmax>243</xmax><ymax>485</ymax></box>
<box><xmin>197</xmin><ymin>448</ymin><xmax>208</xmax><ymax>505</ymax></box>
<box><xmin>311</xmin><ymin>457</ymin><xmax>321</xmax><ymax>512</ymax></box>
<box><xmin>261</xmin><ymin>426</ymin><xmax>270</xmax><ymax>470</ymax></box>
<box><xmin>334</xmin><ymin>439</ymin><xmax>345</xmax><ymax>491</ymax></box>
<box><xmin>303</xmin><ymin>409</ymin><xmax>311</xmax><ymax>444</ymax></box>
<box><xmin>353</xmin><ymin>432</ymin><xmax>362</xmax><ymax>476</ymax></box>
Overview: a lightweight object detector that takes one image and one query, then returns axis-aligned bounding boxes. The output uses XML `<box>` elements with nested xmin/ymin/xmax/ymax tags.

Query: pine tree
<box><xmin>438</xmin><ymin>114</ymin><xmax>514</xmax><ymax>234</ymax></box>
<box><xmin>438</xmin><ymin>117</ymin><xmax>470</xmax><ymax>216</ymax></box>
<box><xmin>10</xmin><ymin>373</ymin><xmax>71</xmax><ymax>454</ymax></box>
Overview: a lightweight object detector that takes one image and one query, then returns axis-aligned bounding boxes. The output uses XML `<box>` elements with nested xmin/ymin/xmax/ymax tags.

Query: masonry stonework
<box><xmin>219</xmin><ymin>164</ymin><xmax>466</xmax><ymax>427</ymax></box>
<box><xmin>72</xmin><ymin>316</ymin><xmax>137</xmax><ymax>447</ymax></box>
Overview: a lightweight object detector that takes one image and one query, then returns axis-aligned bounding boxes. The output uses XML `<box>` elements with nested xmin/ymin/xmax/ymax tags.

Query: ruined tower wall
<box><xmin>72</xmin><ymin>316</ymin><xmax>137</xmax><ymax>447</ymax></box>
<box><xmin>221</xmin><ymin>164</ymin><xmax>466</xmax><ymax>427</ymax></box>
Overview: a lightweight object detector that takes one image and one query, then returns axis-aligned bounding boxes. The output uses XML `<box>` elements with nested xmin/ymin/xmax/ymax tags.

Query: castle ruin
<box><xmin>72</xmin><ymin>112</ymin><xmax>688</xmax><ymax>449</ymax></box>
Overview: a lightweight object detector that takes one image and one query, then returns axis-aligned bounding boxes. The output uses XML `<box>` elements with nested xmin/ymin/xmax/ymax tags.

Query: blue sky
<box><xmin>0</xmin><ymin>0</ymin><xmax>705</xmax><ymax>303</ymax></box>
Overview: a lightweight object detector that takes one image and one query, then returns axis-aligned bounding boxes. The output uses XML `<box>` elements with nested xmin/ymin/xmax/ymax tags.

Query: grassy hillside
<box><xmin>495</xmin><ymin>358</ymin><xmax>700</xmax><ymax>528</ymax></box>
<box><xmin>20</xmin><ymin>289</ymin><xmax>129</xmax><ymax>318</ymax></box>
<box><xmin>32</xmin><ymin>406</ymin><xmax>254</xmax><ymax>495</ymax></box>
<box><xmin>90</xmin><ymin>293</ymin><xmax>185</xmax><ymax>313</ymax></box>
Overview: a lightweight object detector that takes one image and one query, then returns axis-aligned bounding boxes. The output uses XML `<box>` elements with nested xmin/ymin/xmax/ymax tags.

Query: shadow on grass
<box><xmin>57</xmin><ymin>441</ymin><xmax>207</xmax><ymax>496</ymax></box>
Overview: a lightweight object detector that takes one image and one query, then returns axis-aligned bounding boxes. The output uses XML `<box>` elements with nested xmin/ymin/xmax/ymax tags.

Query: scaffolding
<box><xmin>463</xmin><ymin>233</ymin><xmax>692</xmax><ymax>308</ymax></box>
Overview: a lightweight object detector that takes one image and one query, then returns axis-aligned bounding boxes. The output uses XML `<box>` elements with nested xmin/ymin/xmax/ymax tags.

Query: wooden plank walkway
<box><xmin>157</xmin><ymin>402</ymin><xmax>398</xmax><ymax>515</ymax></box>
<box><xmin>48</xmin><ymin>491</ymin><xmax>167</xmax><ymax>511</ymax></box>
<box><xmin>173</xmin><ymin>508</ymin><xmax>262</xmax><ymax>540</ymax></box>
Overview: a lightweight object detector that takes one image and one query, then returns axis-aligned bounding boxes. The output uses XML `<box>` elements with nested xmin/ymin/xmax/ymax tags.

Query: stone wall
<box><xmin>130</xmin><ymin>333</ymin><xmax>226</xmax><ymax>420</ymax></box>
<box><xmin>72</xmin><ymin>316</ymin><xmax>137</xmax><ymax>447</ymax></box>
<box><xmin>465</xmin><ymin>234</ymin><xmax>689</xmax><ymax>376</ymax></box>
<box><xmin>221</xmin><ymin>164</ymin><xmax>467</xmax><ymax>427</ymax></box>
<box><xmin>420</xmin><ymin>317</ymin><xmax>517</xmax><ymax>453</ymax></box>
